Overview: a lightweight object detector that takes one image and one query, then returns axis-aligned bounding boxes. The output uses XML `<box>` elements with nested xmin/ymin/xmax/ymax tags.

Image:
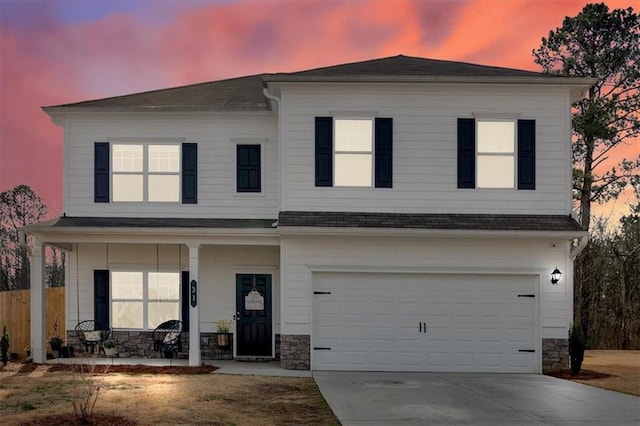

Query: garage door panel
<box><xmin>313</xmin><ymin>273</ymin><xmax>537</xmax><ymax>372</ymax></box>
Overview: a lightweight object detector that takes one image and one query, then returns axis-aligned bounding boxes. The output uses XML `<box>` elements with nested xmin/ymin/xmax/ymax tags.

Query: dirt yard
<box><xmin>0</xmin><ymin>363</ymin><xmax>340</xmax><ymax>425</ymax></box>
<box><xmin>572</xmin><ymin>350</ymin><xmax>640</xmax><ymax>396</ymax></box>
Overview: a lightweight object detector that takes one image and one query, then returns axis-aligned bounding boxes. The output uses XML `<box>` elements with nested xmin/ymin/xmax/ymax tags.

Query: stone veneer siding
<box><xmin>275</xmin><ymin>333</ymin><xmax>281</xmax><ymax>360</ymax></box>
<box><xmin>66</xmin><ymin>330</ymin><xmax>189</xmax><ymax>358</ymax></box>
<box><xmin>66</xmin><ymin>330</ymin><xmax>235</xmax><ymax>360</ymax></box>
<box><xmin>542</xmin><ymin>338</ymin><xmax>569</xmax><ymax>373</ymax></box>
<box><xmin>280</xmin><ymin>334</ymin><xmax>310</xmax><ymax>370</ymax></box>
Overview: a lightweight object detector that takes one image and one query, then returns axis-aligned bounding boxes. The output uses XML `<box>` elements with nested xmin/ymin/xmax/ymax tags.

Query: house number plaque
<box><xmin>190</xmin><ymin>280</ymin><xmax>197</xmax><ymax>307</ymax></box>
<box><xmin>245</xmin><ymin>289</ymin><xmax>264</xmax><ymax>310</ymax></box>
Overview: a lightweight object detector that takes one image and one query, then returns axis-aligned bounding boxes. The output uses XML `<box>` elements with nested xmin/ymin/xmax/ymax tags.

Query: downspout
<box><xmin>570</xmin><ymin>234</ymin><xmax>590</xmax><ymax>260</ymax></box>
<box><xmin>262</xmin><ymin>88</ymin><xmax>283</xmax><ymax>214</ymax></box>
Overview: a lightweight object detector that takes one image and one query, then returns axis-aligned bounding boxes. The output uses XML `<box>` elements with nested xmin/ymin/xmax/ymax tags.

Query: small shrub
<box><xmin>569</xmin><ymin>323</ymin><xmax>586</xmax><ymax>374</ymax></box>
<box><xmin>71</xmin><ymin>358</ymin><xmax>109</xmax><ymax>424</ymax></box>
<box><xmin>20</xmin><ymin>401</ymin><xmax>37</xmax><ymax>411</ymax></box>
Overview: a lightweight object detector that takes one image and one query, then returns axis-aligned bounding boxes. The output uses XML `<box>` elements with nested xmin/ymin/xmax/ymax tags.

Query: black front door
<box><xmin>236</xmin><ymin>274</ymin><xmax>272</xmax><ymax>357</ymax></box>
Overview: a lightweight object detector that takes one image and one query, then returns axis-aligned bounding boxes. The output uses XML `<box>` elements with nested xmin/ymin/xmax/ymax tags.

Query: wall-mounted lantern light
<box><xmin>551</xmin><ymin>267</ymin><xmax>562</xmax><ymax>285</ymax></box>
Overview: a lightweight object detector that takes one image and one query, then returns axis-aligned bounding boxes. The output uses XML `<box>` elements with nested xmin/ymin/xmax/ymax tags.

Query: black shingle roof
<box><xmin>44</xmin><ymin>75</ymin><xmax>269</xmax><ymax>111</ymax></box>
<box><xmin>43</xmin><ymin>55</ymin><xmax>574</xmax><ymax>111</ymax></box>
<box><xmin>278</xmin><ymin>211</ymin><xmax>585</xmax><ymax>232</ymax></box>
<box><xmin>43</xmin><ymin>217</ymin><xmax>276</xmax><ymax>229</ymax></box>
<box><xmin>266</xmin><ymin>54</ymin><xmax>551</xmax><ymax>79</ymax></box>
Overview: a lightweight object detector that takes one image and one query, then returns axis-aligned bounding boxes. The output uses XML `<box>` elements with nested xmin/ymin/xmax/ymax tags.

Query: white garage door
<box><xmin>312</xmin><ymin>272</ymin><xmax>537</xmax><ymax>372</ymax></box>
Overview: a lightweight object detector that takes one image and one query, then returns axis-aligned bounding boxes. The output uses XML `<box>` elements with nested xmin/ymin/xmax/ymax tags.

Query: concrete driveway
<box><xmin>314</xmin><ymin>372</ymin><xmax>640</xmax><ymax>425</ymax></box>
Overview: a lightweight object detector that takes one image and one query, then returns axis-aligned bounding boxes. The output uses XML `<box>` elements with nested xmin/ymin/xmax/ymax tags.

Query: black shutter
<box><xmin>181</xmin><ymin>271</ymin><xmax>190</xmax><ymax>329</ymax></box>
<box><xmin>375</xmin><ymin>118</ymin><xmax>393</xmax><ymax>188</ymax></box>
<box><xmin>94</xmin><ymin>270</ymin><xmax>109</xmax><ymax>326</ymax></box>
<box><xmin>237</xmin><ymin>145</ymin><xmax>261</xmax><ymax>192</ymax></box>
<box><xmin>94</xmin><ymin>142</ymin><xmax>110</xmax><ymax>203</ymax></box>
<box><xmin>315</xmin><ymin>117</ymin><xmax>333</xmax><ymax>187</ymax></box>
<box><xmin>518</xmin><ymin>120</ymin><xmax>536</xmax><ymax>190</ymax></box>
<box><xmin>182</xmin><ymin>143</ymin><xmax>197</xmax><ymax>204</ymax></box>
<box><xmin>457</xmin><ymin>118</ymin><xmax>476</xmax><ymax>188</ymax></box>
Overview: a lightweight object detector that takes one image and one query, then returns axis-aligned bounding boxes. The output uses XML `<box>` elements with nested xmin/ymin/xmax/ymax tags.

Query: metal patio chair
<box><xmin>75</xmin><ymin>320</ymin><xmax>111</xmax><ymax>354</ymax></box>
<box><xmin>152</xmin><ymin>320</ymin><xmax>183</xmax><ymax>358</ymax></box>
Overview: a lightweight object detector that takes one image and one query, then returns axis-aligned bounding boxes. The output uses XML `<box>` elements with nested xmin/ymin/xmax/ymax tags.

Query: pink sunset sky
<box><xmin>0</xmin><ymin>0</ymin><xmax>638</xmax><ymax>223</ymax></box>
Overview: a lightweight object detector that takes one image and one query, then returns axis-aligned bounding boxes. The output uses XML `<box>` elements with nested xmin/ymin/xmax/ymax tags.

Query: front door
<box><xmin>235</xmin><ymin>274</ymin><xmax>272</xmax><ymax>357</ymax></box>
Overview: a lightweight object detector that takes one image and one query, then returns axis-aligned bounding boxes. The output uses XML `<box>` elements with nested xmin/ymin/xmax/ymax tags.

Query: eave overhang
<box><xmin>264</xmin><ymin>76</ymin><xmax>595</xmax><ymax>103</ymax></box>
<box><xmin>23</xmin><ymin>217</ymin><xmax>280</xmax><ymax>246</ymax></box>
<box><xmin>277</xmin><ymin>226</ymin><xmax>587</xmax><ymax>240</ymax></box>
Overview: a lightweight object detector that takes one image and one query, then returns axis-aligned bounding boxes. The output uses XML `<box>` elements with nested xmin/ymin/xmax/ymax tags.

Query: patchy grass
<box><xmin>574</xmin><ymin>350</ymin><xmax>640</xmax><ymax>396</ymax></box>
<box><xmin>547</xmin><ymin>350</ymin><xmax>640</xmax><ymax>396</ymax></box>
<box><xmin>0</xmin><ymin>362</ymin><xmax>340</xmax><ymax>425</ymax></box>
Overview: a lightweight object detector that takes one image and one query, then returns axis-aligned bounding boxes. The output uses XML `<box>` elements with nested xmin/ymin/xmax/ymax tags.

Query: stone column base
<box><xmin>542</xmin><ymin>338</ymin><xmax>569</xmax><ymax>373</ymax></box>
<box><xmin>280</xmin><ymin>334</ymin><xmax>310</xmax><ymax>370</ymax></box>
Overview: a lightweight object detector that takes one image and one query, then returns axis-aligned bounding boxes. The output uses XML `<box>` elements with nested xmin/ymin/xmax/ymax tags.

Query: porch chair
<box><xmin>152</xmin><ymin>320</ymin><xmax>183</xmax><ymax>357</ymax></box>
<box><xmin>75</xmin><ymin>320</ymin><xmax>111</xmax><ymax>354</ymax></box>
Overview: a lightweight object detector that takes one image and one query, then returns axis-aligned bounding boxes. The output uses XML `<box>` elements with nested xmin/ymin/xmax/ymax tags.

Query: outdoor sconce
<box><xmin>551</xmin><ymin>267</ymin><xmax>562</xmax><ymax>285</ymax></box>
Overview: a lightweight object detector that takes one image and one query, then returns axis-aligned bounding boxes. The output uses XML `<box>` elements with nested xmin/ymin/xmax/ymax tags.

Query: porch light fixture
<box><xmin>551</xmin><ymin>267</ymin><xmax>562</xmax><ymax>285</ymax></box>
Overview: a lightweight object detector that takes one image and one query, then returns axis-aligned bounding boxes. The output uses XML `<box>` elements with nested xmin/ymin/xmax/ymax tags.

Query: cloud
<box><xmin>1</xmin><ymin>0</ymin><xmax>637</xmax><ymax>220</ymax></box>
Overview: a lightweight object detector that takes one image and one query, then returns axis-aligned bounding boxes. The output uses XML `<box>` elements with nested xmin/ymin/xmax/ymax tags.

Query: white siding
<box><xmin>280</xmin><ymin>83</ymin><xmax>572</xmax><ymax>214</ymax></box>
<box><xmin>280</xmin><ymin>235</ymin><xmax>571</xmax><ymax>341</ymax></box>
<box><xmin>64</xmin><ymin>112</ymin><xmax>279</xmax><ymax>218</ymax></box>
<box><xmin>65</xmin><ymin>243</ymin><xmax>279</xmax><ymax>334</ymax></box>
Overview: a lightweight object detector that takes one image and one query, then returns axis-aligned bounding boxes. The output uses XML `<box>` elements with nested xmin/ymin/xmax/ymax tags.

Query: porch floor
<box><xmin>44</xmin><ymin>357</ymin><xmax>311</xmax><ymax>377</ymax></box>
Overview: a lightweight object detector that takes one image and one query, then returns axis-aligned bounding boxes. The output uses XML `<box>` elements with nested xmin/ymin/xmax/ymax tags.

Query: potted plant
<box><xmin>163</xmin><ymin>343</ymin><xmax>177</xmax><ymax>358</ymax></box>
<box><xmin>103</xmin><ymin>339</ymin><xmax>118</xmax><ymax>357</ymax></box>
<box><xmin>215</xmin><ymin>320</ymin><xmax>232</xmax><ymax>347</ymax></box>
<box><xmin>49</xmin><ymin>335</ymin><xmax>63</xmax><ymax>358</ymax></box>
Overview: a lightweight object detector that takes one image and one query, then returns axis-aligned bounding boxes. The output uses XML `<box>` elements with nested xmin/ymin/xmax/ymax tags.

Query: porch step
<box><xmin>234</xmin><ymin>356</ymin><xmax>272</xmax><ymax>362</ymax></box>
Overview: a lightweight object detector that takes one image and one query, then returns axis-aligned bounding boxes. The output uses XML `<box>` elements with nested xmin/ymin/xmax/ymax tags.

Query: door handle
<box><xmin>234</xmin><ymin>312</ymin><xmax>241</xmax><ymax>320</ymax></box>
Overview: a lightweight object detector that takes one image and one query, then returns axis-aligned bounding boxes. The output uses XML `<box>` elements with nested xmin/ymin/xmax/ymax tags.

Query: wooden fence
<box><xmin>0</xmin><ymin>287</ymin><xmax>65</xmax><ymax>357</ymax></box>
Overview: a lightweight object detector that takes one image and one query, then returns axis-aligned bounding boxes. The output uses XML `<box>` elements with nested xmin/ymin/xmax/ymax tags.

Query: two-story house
<box><xmin>27</xmin><ymin>55</ymin><xmax>591</xmax><ymax>373</ymax></box>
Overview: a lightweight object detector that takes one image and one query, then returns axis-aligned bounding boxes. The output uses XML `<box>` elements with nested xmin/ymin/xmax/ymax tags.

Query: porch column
<box><xmin>30</xmin><ymin>242</ymin><xmax>46</xmax><ymax>363</ymax></box>
<box><xmin>188</xmin><ymin>244</ymin><xmax>200</xmax><ymax>366</ymax></box>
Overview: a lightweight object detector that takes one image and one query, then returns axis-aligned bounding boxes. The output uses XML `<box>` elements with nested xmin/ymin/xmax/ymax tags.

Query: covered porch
<box><xmin>25</xmin><ymin>217</ymin><xmax>280</xmax><ymax>366</ymax></box>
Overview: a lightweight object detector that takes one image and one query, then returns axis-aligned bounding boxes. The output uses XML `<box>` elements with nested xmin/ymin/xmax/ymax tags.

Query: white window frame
<box><xmin>476</xmin><ymin>118</ymin><xmax>516</xmax><ymax>189</ymax></box>
<box><xmin>110</xmin><ymin>271</ymin><xmax>181</xmax><ymax>331</ymax></box>
<box><xmin>333</xmin><ymin>117</ymin><xmax>374</xmax><ymax>187</ymax></box>
<box><xmin>110</xmin><ymin>141</ymin><xmax>181</xmax><ymax>203</ymax></box>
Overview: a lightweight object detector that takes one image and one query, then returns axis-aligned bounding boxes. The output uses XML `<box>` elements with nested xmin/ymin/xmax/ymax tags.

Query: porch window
<box><xmin>111</xmin><ymin>271</ymin><xmax>180</xmax><ymax>330</ymax></box>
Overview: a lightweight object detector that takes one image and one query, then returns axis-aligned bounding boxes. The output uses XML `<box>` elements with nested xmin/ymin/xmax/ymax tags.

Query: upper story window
<box><xmin>476</xmin><ymin>120</ymin><xmax>515</xmax><ymax>189</ymax></box>
<box><xmin>236</xmin><ymin>144</ymin><xmax>261</xmax><ymax>192</ymax></box>
<box><xmin>94</xmin><ymin>142</ymin><xmax>198</xmax><ymax>204</ymax></box>
<box><xmin>334</xmin><ymin>119</ymin><xmax>373</xmax><ymax>187</ymax></box>
<box><xmin>457</xmin><ymin>118</ymin><xmax>535</xmax><ymax>190</ymax></box>
<box><xmin>112</xmin><ymin>144</ymin><xmax>180</xmax><ymax>202</ymax></box>
<box><xmin>315</xmin><ymin>116</ymin><xmax>393</xmax><ymax>188</ymax></box>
